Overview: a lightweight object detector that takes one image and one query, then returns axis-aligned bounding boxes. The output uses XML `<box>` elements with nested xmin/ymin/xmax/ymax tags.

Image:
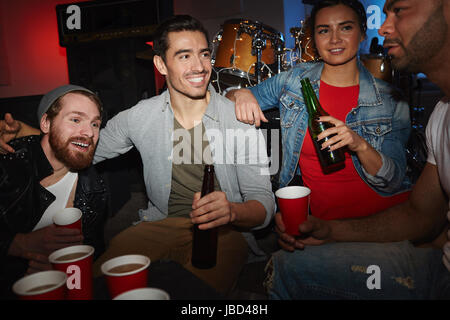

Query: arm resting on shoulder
<box><xmin>15</xmin><ymin>121</ymin><xmax>40</xmax><ymax>137</ymax></box>
<box><xmin>226</xmin><ymin>72</ymin><xmax>288</xmax><ymax>127</ymax></box>
<box><xmin>226</xmin><ymin>89</ymin><xmax>268</xmax><ymax>127</ymax></box>
<box><xmin>0</xmin><ymin>114</ymin><xmax>41</xmax><ymax>153</ymax></box>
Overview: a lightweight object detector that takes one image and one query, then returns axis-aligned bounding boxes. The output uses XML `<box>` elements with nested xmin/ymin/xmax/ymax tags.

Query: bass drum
<box><xmin>360</xmin><ymin>54</ymin><xmax>393</xmax><ymax>83</ymax></box>
<box><xmin>213</xmin><ymin>19</ymin><xmax>283</xmax><ymax>80</ymax></box>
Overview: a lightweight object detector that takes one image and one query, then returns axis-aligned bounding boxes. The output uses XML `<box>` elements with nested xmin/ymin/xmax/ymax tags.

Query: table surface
<box><xmin>94</xmin><ymin>260</ymin><xmax>224</xmax><ymax>300</ymax></box>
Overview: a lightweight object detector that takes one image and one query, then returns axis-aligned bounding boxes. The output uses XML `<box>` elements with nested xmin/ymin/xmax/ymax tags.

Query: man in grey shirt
<box><xmin>91</xmin><ymin>15</ymin><xmax>275</xmax><ymax>295</ymax></box>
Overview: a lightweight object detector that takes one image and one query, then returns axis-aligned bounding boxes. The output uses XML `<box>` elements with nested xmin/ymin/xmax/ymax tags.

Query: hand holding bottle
<box><xmin>315</xmin><ymin>115</ymin><xmax>383</xmax><ymax>176</ymax></box>
<box><xmin>190</xmin><ymin>191</ymin><xmax>234</xmax><ymax>230</ymax></box>
<box><xmin>301</xmin><ymin>78</ymin><xmax>345</xmax><ymax>173</ymax></box>
<box><xmin>316</xmin><ymin>116</ymin><xmax>370</xmax><ymax>153</ymax></box>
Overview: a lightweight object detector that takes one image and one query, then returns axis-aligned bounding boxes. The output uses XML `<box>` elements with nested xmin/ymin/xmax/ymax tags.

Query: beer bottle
<box><xmin>191</xmin><ymin>165</ymin><xmax>218</xmax><ymax>269</ymax></box>
<box><xmin>300</xmin><ymin>78</ymin><xmax>345</xmax><ymax>173</ymax></box>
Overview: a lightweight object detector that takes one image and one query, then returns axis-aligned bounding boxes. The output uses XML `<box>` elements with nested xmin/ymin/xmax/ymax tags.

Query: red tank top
<box><xmin>299</xmin><ymin>81</ymin><xmax>410</xmax><ymax>220</ymax></box>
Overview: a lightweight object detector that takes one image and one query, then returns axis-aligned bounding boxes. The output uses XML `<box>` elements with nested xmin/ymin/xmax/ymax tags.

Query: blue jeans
<box><xmin>265</xmin><ymin>241</ymin><xmax>450</xmax><ymax>299</ymax></box>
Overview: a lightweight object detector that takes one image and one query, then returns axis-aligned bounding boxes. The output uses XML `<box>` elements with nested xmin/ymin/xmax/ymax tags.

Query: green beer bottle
<box><xmin>191</xmin><ymin>165</ymin><xmax>218</xmax><ymax>269</ymax></box>
<box><xmin>300</xmin><ymin>78</ymin><xmax>345</xmax><ymax>173</ymax></box>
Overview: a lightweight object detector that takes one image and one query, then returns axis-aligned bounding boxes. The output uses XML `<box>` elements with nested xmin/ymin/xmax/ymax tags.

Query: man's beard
<box><xmin>49</xmin><ymin>125</ymin><xmax>95</xmax><ymax>171</ymax></box>
<box><xmin>389</xmin><ymin>4</ymin><xmax>447</xmax><ymax>73</ymax></box>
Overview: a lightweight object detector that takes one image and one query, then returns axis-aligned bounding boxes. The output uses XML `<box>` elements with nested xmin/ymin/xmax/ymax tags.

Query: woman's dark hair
<box><xmin>309</xmin><ymin>0</ymin><xmax>367</xmax><ymax>38</ymax></box>
<box><xmin>153</xmin><ymin>15</ymin><xmax>209</xmax><ymax>62</ymax></box>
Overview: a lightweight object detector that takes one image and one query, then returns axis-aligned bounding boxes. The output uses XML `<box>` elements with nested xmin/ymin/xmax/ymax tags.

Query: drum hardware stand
<box><xmin>274</xmin><ymin>38</ymin><xmax>284</xmax><ymax>74</ymax></box>
<box><xmin>211</xmin><ymin>29</ymin><xmax>223</xmax><ymax>67</ymax></box>
<box><xmin>252</xmin><ymin>33</ymin><xmax>266</xmax><ymax>84</ymax></box>
<box><xmin>239</xmin><ymin>21</ymin><xmax>270</xmax><ymax>84</ymax></box>
<box><xmin>290</xmin><ymin>25</ymin><xmax>302</xmax><ymax>54</ymax></box>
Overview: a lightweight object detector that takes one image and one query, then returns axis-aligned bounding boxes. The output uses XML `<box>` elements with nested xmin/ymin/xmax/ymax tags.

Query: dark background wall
<box><xmin>0</xmin><ymin>0</ymin><xmax>395</xmax><ymax>97</ymax></box>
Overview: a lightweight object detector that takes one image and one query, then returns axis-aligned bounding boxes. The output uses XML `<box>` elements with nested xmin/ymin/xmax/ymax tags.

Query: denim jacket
<box><xmin>250</xmin><ymin>60</ymin><xmax>412</xmax><ymax>196</ymax></box>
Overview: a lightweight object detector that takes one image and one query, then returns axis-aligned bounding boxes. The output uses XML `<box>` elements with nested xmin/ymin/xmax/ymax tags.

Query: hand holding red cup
<box><xmin>53</xmin><ymin>208</ymin><xmax>82</xmax><ymax>231</ymax></box>
<box><xmin>275</xmin><ymin>186</ymin><xmax>311</xmax><ymax>236</ymax></box>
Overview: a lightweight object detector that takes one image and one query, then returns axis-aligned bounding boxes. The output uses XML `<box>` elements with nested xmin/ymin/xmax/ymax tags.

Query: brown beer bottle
<box><xmin>300</xmin><ymin>78</ymin><xmax>345</xmax><ymax>173</ymax></box>
<box><xmin>191</xmin><ymin>165</ymin><xmax>218</xmax><ymax>269</ymax></box>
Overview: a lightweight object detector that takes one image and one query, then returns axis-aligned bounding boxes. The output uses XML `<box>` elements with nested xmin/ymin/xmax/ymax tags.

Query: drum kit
<box><xmin>211</xmin><ymin>19</ymin><xmax>285</xmax><ymax>95</ymax></box>
<box><xmin>210</xmin><ymin>17</ymin><xmax>394</xmax><ymax>95</ymax></box>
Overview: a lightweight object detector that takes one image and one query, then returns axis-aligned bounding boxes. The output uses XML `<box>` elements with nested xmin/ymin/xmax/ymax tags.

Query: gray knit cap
<box><xmin>37</xmin><ymin>84</ymin><xmax>95</xmax><ymax>122</ymax></box>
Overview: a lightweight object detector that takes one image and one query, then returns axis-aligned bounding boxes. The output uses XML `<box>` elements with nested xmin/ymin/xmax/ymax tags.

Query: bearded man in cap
<box><xmin>0</xmin><ymin>85</ymin><xmax>108</xmax><ymax>299</ymax></box>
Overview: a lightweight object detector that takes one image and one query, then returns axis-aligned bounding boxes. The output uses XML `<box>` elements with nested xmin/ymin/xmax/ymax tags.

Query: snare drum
<box><xmin>213</xmin><ymin>19</ymin><xmax>282</xmax><ymax>79</ymax></box>
<box><xmin>360</xmin><ymin>54</ymin><xmax>393</xmax><ymax>83</ymax></box>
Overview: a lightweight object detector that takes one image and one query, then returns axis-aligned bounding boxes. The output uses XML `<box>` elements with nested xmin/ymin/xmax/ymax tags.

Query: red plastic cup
<box><xmin>101</xmin><ymin>255</ymin><xmax>151</xmax><ymax>299</ymax></box>
<box><xmin>49</xmin><ymin>245</ymin><xmax>95</xmax><ymax>300</ymax></box>
<box><xmin>12</xmin><ymin>270</ymin><xmax>67</xmax><ymax>300</ymax></box>
<box><xmin>275</xmin><ymin>186</ymin><xmax>311</xmax><ymax>236</ymax></box>
<box><xmin>53</xmin><ymin>208</ymin><xmax>82</xmax><ymax>231</ymax></box>
<box><xmin>113</xmin><ymin>288</ymin><xmax>170</xmax><ymax>300</ymax></box>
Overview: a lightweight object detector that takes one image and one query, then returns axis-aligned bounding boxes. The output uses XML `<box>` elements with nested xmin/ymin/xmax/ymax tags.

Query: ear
<box><xmin>153</xmin><ymin>55</ymin><xmax>168</xmax><ymax>76</ymax></box>
<box><xmin>40</xmin><ymin>114</ymin><xmax>50</xmax><ymax>134</ymax></box>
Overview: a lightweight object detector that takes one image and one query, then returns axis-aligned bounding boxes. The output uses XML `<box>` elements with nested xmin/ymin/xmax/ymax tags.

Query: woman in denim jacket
<box><xmin>227</xmin><ymin>0</ymin><xmax>412</xmax><ymax>234</ymax></box>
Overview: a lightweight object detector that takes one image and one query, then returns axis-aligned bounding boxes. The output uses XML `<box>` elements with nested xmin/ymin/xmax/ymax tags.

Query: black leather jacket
<box><xmin>0</xmin><ymin>135</ymin><xmax>108</xmax><ymax>297</ymax></box>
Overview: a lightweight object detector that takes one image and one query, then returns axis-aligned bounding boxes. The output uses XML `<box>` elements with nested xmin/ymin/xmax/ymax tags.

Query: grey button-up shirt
<box><xmin>94</xmin><ymin>86</ymin><xmax>275</xmax><ymax>249</ymax></box>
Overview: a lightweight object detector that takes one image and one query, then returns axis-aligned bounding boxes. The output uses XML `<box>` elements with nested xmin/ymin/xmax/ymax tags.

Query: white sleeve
<box><xmin>425</xmin><ymin>103</ymin><xmax>441</xmax><ymax>166</ymax></box>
